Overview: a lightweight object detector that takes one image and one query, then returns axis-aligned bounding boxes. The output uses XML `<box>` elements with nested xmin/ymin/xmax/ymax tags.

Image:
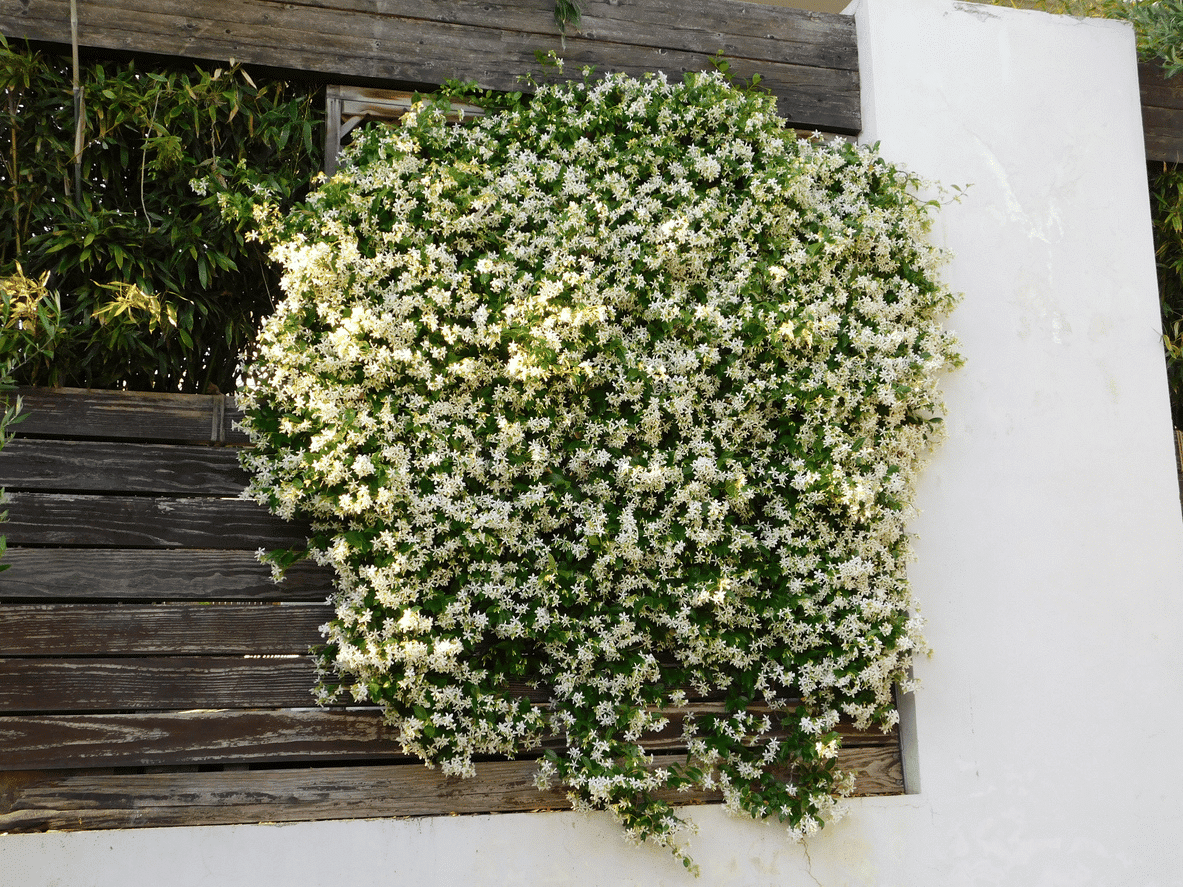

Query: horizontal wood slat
<box><xmin>0</xmin><ymin>604</ymin><xmax>331</xmax><ymax>655</ymax></box>
<box><xmin>3</xmin><ymin>492</ymin><xmax>308</xmax><ymax>549</ymax></box>
<box><xmin>0</xmin><ymin>657</ymin><xmax>573</xmax><ymax>714</ymax></box>
<box><xmin>0</xmin><ymin>708</ymin><xmax>899</xmax><ymax>771</ymax></box>
<box><xmin>0</xmin><ymin>709</ymin><xmax>407</xmax><ymax>770</ymax></box>
<box><xmin>0</xmin><ymin>549</ymin><xmax>333</xmax><ymax>602</ymax></box>
<box><xmin>0</xmin><ymin>385</ymin><xmax>905</xmax><ymax>830</ymax></box>
<box><xmin>4</xmin><ymin>388</ymin><xmax>246</xmax><ymax>443</ymax></box>
<box><xmin>0</xmin><ymin>745</ymin><xmax>903</xmax><ymax>832</ymax></box>
<box><xmin>1140</xmin><ymin>62</ymin><xmax>1183</xmax><ymax>163</ymax></box>
<box><xmin>0</xmin><ymin>757</ymin><xmax>661</xmax><ymax>832</ymax></box>
<box><xmin>578</xmin><ymin>0</ymin><xmax>858</xmax><ymax>69</ymax></box>
<box><xmin>0</xmin><ymin>657</ymin><xmax>321</xmax><ymax>712</ymax></box>
<box><xmin>0</xmin><ymin>439</ymin><xmax>248</xmax><ymax>494</ymax></box>
<box><xmin>1</xmin><ymin>0</ymin><xmax>861</xmax><ymax>134</ymax></box>
<box><xmin>1140</xmin><ymin>62</ymin><xmax>1183</xmax><ymax>111</ymax></box>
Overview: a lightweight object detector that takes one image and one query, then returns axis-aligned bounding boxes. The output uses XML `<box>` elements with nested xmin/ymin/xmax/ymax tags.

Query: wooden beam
<box><xmin>0</xmin><ymin>709</ymin><xmax>410</xmax><ymax>770</ymax></box>
<box><xmin>1</xmin><ymin>0</ymin><xmax>861</xmax><ymax>134</ymax></box>
<box><xmin>1141</xmin><ymin>62</ymin><xmax>1183</xmax><ymax>164</ymax></box>
<box><xmin>0</xmin><ymin>549</ymin><xmax>333</xmax><ymax>602</ymax></box>
<box><xmin>0</xmin><ymin>656</ymin><xmax>322</xmax><ymax>711</ymax></box>
<box><xmin>0</xmin><ymin>603</ymin><xmax>331</xmax><ymax>655</ymax></box>
<box><xmin>0</xmin><ymin>439</ymin><xmax>249</xmax><ymax>495</ymax></box>
<box><xmin>2</xmin><ymin>492</ymin><xmax>308</xmax><ymax>549</ymax></box>
<box><xmin>0</xmin><ymin>708</ymin><xmax>899</xmax><ymax>770</ymax></box>
<box><xmin>0</xmin><ymin>384</ymin><xmax>907</xmax><ymax>830</ymax></box>
<box><xmin>4</xmin><ymin>388</ymin><xmax>246</xmax><ymax>443</ymax></box>
<box><xmin>0</xmin><ymin>745</ymin><xmax>903</xmax><ymax>833</ymax></box>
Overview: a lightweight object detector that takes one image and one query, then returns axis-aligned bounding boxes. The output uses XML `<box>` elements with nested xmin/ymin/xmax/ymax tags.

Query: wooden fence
<box><xmin>1</xmin><ymin>0</ymin><xmax>862</xmax><ymax>136</ymax></box>
<box><xmin>1140</xmin><ymin>62</ymin><xmax>1183</xmax><ymax>165</ymax></box>
<box><xmin>0</xmin><ymin>388</ymin><xmax>903</xmax><ymax>833</ymax></box>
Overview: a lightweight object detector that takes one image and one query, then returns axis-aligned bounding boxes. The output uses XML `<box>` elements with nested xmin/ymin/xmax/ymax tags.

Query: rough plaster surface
<box><xmin>5</xmin><ymin>2</ymin><xmax>1183</xmax><ymax>884</ymax></box>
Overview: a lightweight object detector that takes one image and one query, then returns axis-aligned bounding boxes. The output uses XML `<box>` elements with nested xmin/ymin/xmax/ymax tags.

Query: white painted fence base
<box><xmin>6</xmin><ymin>1</ymin><xmax>1182</xmax><ymax>884</ymax></box>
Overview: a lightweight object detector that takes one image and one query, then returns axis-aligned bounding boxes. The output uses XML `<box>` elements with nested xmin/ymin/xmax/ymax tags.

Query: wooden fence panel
<box><xmin>0</xmin><ymin>0</ymin><xmax>861</xmax><ymax>134</ymax></box>
<box><xmin>0</xmin><ymin>389</ymin><xmax>903</xmax><ymax>832</ymax></box>
<box><xmin>1141</xmin><ymin>62</ymin><xmax>1183</xmax><ymax>164</ymax></box>
<box><xmin>0</xmin><ymin>708</ymin><xmax>898</xmax><ymax>772</ymax></box>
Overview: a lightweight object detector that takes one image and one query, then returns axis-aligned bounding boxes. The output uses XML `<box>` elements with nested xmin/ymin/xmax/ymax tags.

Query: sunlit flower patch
<box><xmin>237</xmin><ymin>67</ymin><xmax>959</xmax><ymax>869</ymax></box>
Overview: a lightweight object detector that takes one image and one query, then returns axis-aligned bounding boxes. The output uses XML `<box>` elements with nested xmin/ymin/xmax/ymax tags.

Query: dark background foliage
<box><xmin>0</xmin><ymin>38</ymin><xmax>323</xmax><ymax>392</ymax></box>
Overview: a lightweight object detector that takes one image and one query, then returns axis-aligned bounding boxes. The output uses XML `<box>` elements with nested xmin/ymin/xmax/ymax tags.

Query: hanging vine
<box><xmin>237</xmin><ymin>68</ymin><xmax>960</xmax><ymax>871</ymax></box>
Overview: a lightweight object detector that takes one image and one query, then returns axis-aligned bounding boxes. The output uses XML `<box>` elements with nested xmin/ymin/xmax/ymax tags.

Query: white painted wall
<box><xmin>6</xmin><ymin>2</ymin><xmax>1183</xmax><ymax>884</ymax></box>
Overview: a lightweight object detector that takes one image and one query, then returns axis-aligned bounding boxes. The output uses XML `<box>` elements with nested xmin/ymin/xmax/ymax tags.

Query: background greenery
<box><xmin>0</xmin><ymin>39</ymin><xmax>323</xmax><ymax>392</ymax></box>
<box><xmin>3</xmin><ymin>5</ymin><xmax>1182</xmax><ymax>424</ymax></box>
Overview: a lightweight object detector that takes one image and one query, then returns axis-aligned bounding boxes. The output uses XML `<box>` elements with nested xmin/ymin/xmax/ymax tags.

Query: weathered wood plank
<box><xmin>0</xmin><ymin>709</ymin><xmax>406</xmax><ymax>770</ymax></box>
<box><xmin>3</xmin><ymin>388</ymin><xmax>246</xmax><ymax>443</ymax></box>
<box><xmin>0</xmin><ymin>548</ymin><xmax>333</xmax><ymax>602</ymax></box>
<box><xmin>0</xmin><ymin>657</ymin><xmax>321</xmax><ymax>712</ymax></box>
<box><xmin>0</xmin><ymin>604</ymin><xmax>330</xmax><ymax>655</ymax></box>
<box><xmin>0</xmin><ymin>661</ymin><xmax>546</xmax><ymax>714</ymax></box>
<box><xmin>0</xmin><ymin>439</ymin><xmax>249</xmax><ymax>495</ymax></box>
<box><xmin>1</xmin><ymin>0</ymin><xmax>861</xmax><ymax>133</ymax></box>
<box><xmin>229</xmin><ymin>0</ymin><xmax>859</xmax><ymax>69</ymax></box>
<box><xmin>1140</xmin><ymin>62</ymin><xmax>1183</xmax><ymax>111</ymax></box>
<box><xmin>579</xmin><ymin>0</ymin><xmax>858</xmax><ymax>70</ymax></box>
<box><xmin>0</xmin><ymin>656</ymin><xmax>577</xmax><ymax>713</ymax></box>
<box><xmin>0</xmin><ymin>708</ymin><xmax>898</xmax><ymax>770</ymax></box>
<box><xmin>0</xmin><ymin>758</ymin><xmax>652</xmax><ymax>831</ymax></box>
<box><xmin>0</xmin><ymin>373</ymin><xmax>905</xmax><ymax>821</ymax></box>
<box><xmin>1140</xmin><ymin>63</ymin><xmax>1183</xmax><ymax>163</ymax></box>
<box><xmin>2</xmin><ymin>492</ymin><xmax>307</xmax><ymax>549</ymax></box>
<box><xmin>0</xmin><ymin>745</ymin><xmax>901</xmax><ymax>832</ymax></box>
<box><xmin>534</xmin><ymin>41</ymin><xmax>858</xmax><ymax>132</ymax></box>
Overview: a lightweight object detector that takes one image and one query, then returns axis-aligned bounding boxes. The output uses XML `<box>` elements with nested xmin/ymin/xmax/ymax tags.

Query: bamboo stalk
<box><xmin>70</xmin><ymin>0</ymin><xmax>83</xmax><ymax>202</ymax></box>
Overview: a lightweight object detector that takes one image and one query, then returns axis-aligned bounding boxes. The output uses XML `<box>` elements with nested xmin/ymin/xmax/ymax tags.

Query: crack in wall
<box><xmin>801</xmin><ymin>839</ymin><xmax>825</xmax><ymax>887</ymax></box>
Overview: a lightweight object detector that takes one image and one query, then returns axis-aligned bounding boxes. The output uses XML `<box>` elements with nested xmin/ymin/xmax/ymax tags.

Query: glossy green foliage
<box><xmin>0</xmin><ymin>38</ymin><xmax>323</xmax><ymax>392</ymax></box>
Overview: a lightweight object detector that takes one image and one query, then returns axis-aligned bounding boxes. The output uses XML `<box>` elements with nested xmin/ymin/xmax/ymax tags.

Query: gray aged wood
<box><xmin>0</xmin><ymin>708</ymin><xmax>899</xmax><ymax>771</ymax></box>
<box><xmin>0</xmin><ymin>603</ymin><xmax>332</xmax><ymax>655</ymax></box>
<box><xmin>0</xmin><ymin>439</ymin><xmax>249</xmax><ymax>495</ymax></box>
<box><xmin>0</xmin><ymin>709</ymin><xmax>410</xmax><ymax>770</ymax></box>
<box><xmin>5</xmin><ymin>388</ymin><xmax>247</xmax><ymax>443</ymax></box>
<box><xmin>2</xmin><ymin>492</ymin><xmax>309</xmax><ymax>548</ymax></box>
<box><xmin>0</xmin><ymin>549</ymin><xmax>333</xmax><ymax>602</ymax></box>
<box><xmin>1141</xmin><ymin>62</ymin><xmax>1183</xmax><ymax>164</ymax></box>
<box><xmin>0</xmin><ymin>656</ymin><xmax>322</xmax><ymax>711</ymax></box>
<box><xmin>0</xmin><ymin>746</ymin><xmax>903</xmax><ymax>833</ymax></box>
<box><xmin>1</xmin><ymin>0</ymin><xmax>862</xmax><ymax>134</ymax></box>
<box><xmin>0</xmin><ymin>387</ymin><xmax>904</xmax><ymax>832</ymax></box>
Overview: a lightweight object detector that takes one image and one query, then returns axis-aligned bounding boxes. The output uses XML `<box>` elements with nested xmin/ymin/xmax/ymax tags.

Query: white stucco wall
<box><xmin>6</xmin><ymin>2</ymin><xmax>1183</xmax><ymax>884</ymax></box>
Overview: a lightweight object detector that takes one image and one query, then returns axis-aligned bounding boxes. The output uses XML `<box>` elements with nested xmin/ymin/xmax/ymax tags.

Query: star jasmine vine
<box><xmin>236</xmin><ymin>68</ymin><xmax>960</xmax><ymax>869</ymax></box>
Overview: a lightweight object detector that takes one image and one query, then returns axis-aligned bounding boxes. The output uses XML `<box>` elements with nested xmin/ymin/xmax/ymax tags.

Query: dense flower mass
<box><xmin>237</xmin><ymin>68</ymin><xmax>959</xmax><ymax>867</ymax></box>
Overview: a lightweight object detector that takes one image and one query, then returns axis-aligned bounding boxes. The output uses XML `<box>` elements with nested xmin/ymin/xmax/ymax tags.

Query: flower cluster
<box><xmin>237</xmin><ymin>69</ymin><xmax>959</xmax><ymax>866</ymax></box>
